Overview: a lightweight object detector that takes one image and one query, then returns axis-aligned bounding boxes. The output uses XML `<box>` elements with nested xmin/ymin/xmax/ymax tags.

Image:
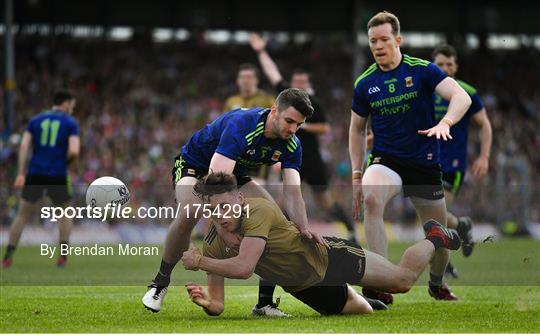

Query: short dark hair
<box><xmin>275</xmin><ymin>88</ymin><xmax>313</xmax><ymax>118</ymax></box>
<box><xmin>193</xmin><ymin>172</ymin><xmax>238</xmax><ymax>202</ymax></box>
<box><xmin>238</xmin><ymin>63</ymin><xmax>260</xmax><ymax>79</ymax></box>
<box><xmin>53</xmin><ymin>89</ymin><xmax>74</xmax><ymax>106</ymax></box>
<box><xmin>432</xmin><ymin>44</ymin><xmax>458</xmax><ymax>63</ymax></box>
<box><xmin>367</xmin><ymin>11</ymin><xmax>400</xmax><ymax>36</ymax></box>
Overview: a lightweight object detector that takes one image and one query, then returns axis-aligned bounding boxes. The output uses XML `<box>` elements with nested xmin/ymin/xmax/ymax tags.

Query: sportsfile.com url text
<box><xmin>41</xmin><ymin>203</ymin><xmax>249</xmax><ymax>222</ymax></box>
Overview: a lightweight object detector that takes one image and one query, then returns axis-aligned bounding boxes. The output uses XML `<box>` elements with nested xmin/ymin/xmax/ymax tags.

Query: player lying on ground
<box><xmin>181</xmin><ymin>172</ymin><xmax>462</xmax><ymax>316</ymax></box>
<box><xmin>249</xmin><ymin>32</ymin><xmax>359</xmax><ymax>314</ymax></box>
<box><xmin>142</xmin><ymin>88</ymin><xmax>326</xmax><ymax>315</ymax></box>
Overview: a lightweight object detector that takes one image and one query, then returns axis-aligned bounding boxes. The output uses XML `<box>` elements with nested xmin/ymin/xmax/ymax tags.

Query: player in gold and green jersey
<box><xmin>181</xmin><ymin>172</ymin><xmax>461</xmax><ymax>316</ymax></box>
<box><xmin>223</xmin><ymin>63</ymin><xmax>275</xmax><ymax>112</ymax></box>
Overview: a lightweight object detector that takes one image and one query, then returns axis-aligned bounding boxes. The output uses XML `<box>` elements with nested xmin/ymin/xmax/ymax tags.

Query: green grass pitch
<box><xmin>1</xmin><ymin>239</ymin><xmax>539</xmax><ymax>333</ymax></box>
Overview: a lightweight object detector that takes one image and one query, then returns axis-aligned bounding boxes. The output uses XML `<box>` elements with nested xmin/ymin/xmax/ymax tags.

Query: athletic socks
<box><xmin>257</xmin><ymin>279</ymin><xmax>276</xmax><ymax>308</ymax></box>
<box><xmin>429</xmin><ymin>273</ymin><xmax>443</xmax><ymax>287</ymax></box>
<box><xmin>3</xmin><ymin>245</ymin><xmax>16</xmax><ymax>260</ymax></box>
<box><xmin>153</xmin><ymin>259</ymin><xmax>176</xmax><ymax>287</ymax></box>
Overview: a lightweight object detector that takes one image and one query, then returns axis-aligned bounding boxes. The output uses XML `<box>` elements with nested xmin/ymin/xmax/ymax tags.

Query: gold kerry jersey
<box><xmin>203</xmin><ymin>198</ymin><xmax>328</xmax><ymax>292</ymax></box>
<box><xmin>223</xmin><ymin>91</ymin><xmax>274</xmax><ymax>112</ymax></box>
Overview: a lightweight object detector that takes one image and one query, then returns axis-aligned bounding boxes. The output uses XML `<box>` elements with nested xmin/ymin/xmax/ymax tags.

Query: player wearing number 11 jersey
<box><xmin>3</xmin><ymin>90</ymin><xmax>80</xmax><ymax>268</ymax></box>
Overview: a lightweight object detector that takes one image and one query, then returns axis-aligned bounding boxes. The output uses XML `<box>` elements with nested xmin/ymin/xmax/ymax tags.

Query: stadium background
<box><xmin>1</xmin><ymin>0</ymin><xmax>539</xmax><ymax>241</ymax></box>
<box><xmin>0</xmin><ymin>1</ymin><xmax>539</xmax><ymax>332</ymax></box>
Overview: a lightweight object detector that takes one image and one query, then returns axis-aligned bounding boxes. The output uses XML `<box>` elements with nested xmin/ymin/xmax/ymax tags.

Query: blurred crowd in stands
<box><xmin>1</xmin><ymin>35</ymin><xmax>539</xmax><ymax>226</ymax></box>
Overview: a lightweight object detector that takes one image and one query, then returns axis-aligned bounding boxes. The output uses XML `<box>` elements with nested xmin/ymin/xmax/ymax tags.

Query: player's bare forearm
<box><xmin>203</xmin><ymin>274</ymin><xmax>225</xmax><ymax>316</ymax></box>
<box><xmin>435</xmin><ymin>77</ymin><xmax>471</xmax><ymax>125</ymax></box>
<box><xmin>284</xmin><ymin>188</ymin><xmax>309</xmax><ymax>231</ymax></box>
<box><xmin>348</xmin><ymin>114</ymin><xmax>367</xmax><ymax>172</ymax></box>
<box><xmin>17</xmin><ymin>131</ymin><xmax>32</xmax><ymax>175</ymax></box>
<box><xmin>67</xmin><ymin>135</ymin><xmax>80</xmax><ymax>171</ymax></box>
<box><xmin>281</xmin><ymin>169</ymin><xmax>309</xmax><ymax>231</ymax></box>
<box><xmin>198</xmin><ymin>256</ymin><xmax>254</xmax><ymax>279</ymax></box>
<box><xmin>257</xmin><ymin>50</ymin><xmax>282</xmax><ymax>86</ymax></box>
<box><xmin>17</xmin><ymin>146</ymin><xmax>28</xmax><ymax>176</ymax></box>
<box><xmin>475</xmin><ymin>110</ymin><xmax>492</xmax><ymax>159</ymax></box>
<box><xmin>249</xmin><ymin>33</ymin><xmax>283</xmax><ymax>85</ymax></box>
<box><xmin>189</xmin><ymin>238</ymin><xmax>264</xmax><ymax>279</ymax></box>
<box><xmin>444</xmin><ymin>92</ymin><xmax>471</xmax><ymax>125</ymax></box>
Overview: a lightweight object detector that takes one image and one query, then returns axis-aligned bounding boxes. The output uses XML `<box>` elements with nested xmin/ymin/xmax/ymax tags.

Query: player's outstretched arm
<box><xmin>348</xmin><ymin>112</ymin><xmax>368</xmax><ymax>218</ymax></box>
<box><xmin>182</xmin><ymin>237</ymin><xmax>265</xmax><ymax>279</ymax></box>
<box><xmin>419</xmin><ymin>77</ymin><xmax>472</xmax><ymax>140</ymax></box>
<box><xmin>186</xmin><ymin>273</ymin><xmax>225</xmax><ymax>316</ymax></box>
<box><xmin>249</xmin><ymin>33</ymin><xmax>283</xmax><ymax>86</ymax></box>
<box><xmin>14</xmin><ymin>131</ymin><xmax>32</xmax><ymax>188</ymax></box>
<box><xmin>435</xmin><ymin>77</ymin><xmax>471</xmax><ymax>125</ymax></box>
<box><xmin>471</xmin><ymin>108</ymin><xmax>492</xmax><ymax>180</ymax></box>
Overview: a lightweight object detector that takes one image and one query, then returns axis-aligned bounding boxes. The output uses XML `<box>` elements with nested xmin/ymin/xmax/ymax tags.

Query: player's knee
<box><xmin>394</xmin><ymin>274</ymin><xmax>415</xmax><ymax>293</ymax></box>
<box><xmin>363</xmin><ymin>193</ymin><xmax>383</xmax><ymax>213</ymax></box>
<box><xmin>396</xmin><ymin>283</ymin><xmax>412</xmax><ymax>293</ymax></box>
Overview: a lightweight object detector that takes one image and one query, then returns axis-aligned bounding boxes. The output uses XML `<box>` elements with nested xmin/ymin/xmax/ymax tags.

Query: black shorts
<box><xmin>170</xmin><ymin>155</ymin><xmax>252</xmax><ymax>188</ymax></box>
<box><xmin>367</xmin><ymin>151</ymin><xmax>444</xmax><ymax>200</ymax></box>
<box><xmin>300</xmin><ymin>149</ymin><xmax>329</xmax><ymax>192</ymax></box>
<box><xmin>21</xmin><ymin>174</ymin><xmax>72</xmax><ymax>205</ymax></box>
<box><xmin>291</xmin><ymin>237</ymin><xmax>366</xmax><ymax>315</ymax></box>
<box><xmin>442</xmin><ymin>171</ymin><xmax>465</xmax><ymax>196</ymax></box>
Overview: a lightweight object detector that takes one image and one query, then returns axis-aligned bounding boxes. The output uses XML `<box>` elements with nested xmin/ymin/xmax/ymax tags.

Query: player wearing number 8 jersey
<box><xmin>3</xmin><ymin>90</ymin><xmax>80</xmax><ymax>268</ymax></box>
<box><xmin>348</xmin><ymin>11</ymin><xmax>471</xmax><ymax>303</ymax></box>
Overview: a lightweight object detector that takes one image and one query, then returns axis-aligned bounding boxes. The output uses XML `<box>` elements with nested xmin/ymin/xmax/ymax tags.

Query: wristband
<box><xmin>441</xmin><ymin>117</ymin><xmax>453</xmax><ymax>126</ymax></box>
<box><xmin>352</xmin><ymin>169</ymin><xmax>363</xmax><ymax>180</ymax></box>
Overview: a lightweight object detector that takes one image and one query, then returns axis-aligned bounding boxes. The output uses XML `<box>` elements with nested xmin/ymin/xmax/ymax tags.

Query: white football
<box><xmin>86</xmin><ymin>176</ymin><xmax>130</xmax><ymax>208</ymax></box>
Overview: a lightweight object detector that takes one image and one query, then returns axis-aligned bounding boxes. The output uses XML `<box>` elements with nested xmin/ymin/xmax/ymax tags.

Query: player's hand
<box><xmin>300</xmin><ymin>228</ymin><xmax>329</xmax><ymax>248</ymax></box>
<box><xmin>214</xmin><ymin>224</ymin><xmax>242</xmax><ymax>250</ymax></box>
<box><xmin>181</xmin><ymin>247</ymin><xmax>202</xmax><ymax>271</ymax></box>
<box><xmin>418</xmin><ymin>122</ymin><xmax>453</xmax><ymax>140</ymax></box>
<box><xmin>186</xmin><ymin>282</ymin><xmax>211</xmax><ymax>308</ymax></box>
<box><xmin>14</xmin><ymin>174</ymin><xmax>25</xmax><ymax>189</ymax></box>
<box><xmin>352</xmin><ymin>177</ymin><xmax>363</xmax><ymax>219</ymax></box>
<box><xmin>471</xmin><ymin>155</ymin><xmax>489</xmax><ymax>180</ymax></box>
<box><xmin>249</xmin><ymin>33</ymin><xmax>266</xmax><ymax>53</ymax></box>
